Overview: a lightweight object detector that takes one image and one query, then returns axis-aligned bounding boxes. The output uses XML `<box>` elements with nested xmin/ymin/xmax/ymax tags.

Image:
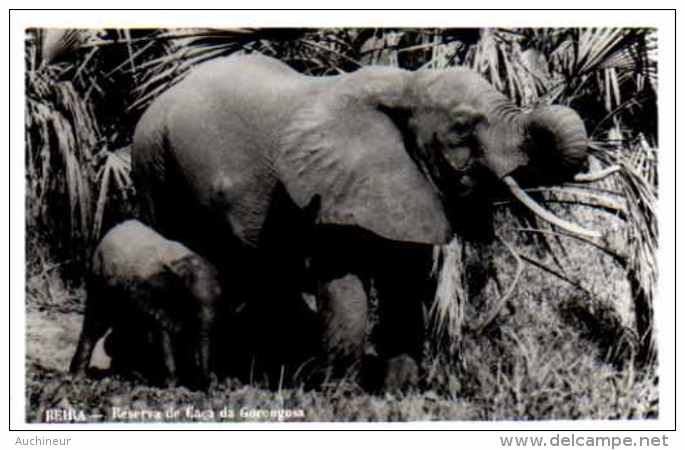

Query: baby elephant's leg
<box><xmin>165</xmin><ymin>255</ymin><xmax>220</xmax><ymax>390</ymax></box>
<box><xmin>70</xmin><ymin>285</ymin><xmax>112</xmax><ymax>375</ymax></box>
<box><xmin>158</xmin><ymin>329</ymin><xmax>178</xmax><ymax>387</ymax></box>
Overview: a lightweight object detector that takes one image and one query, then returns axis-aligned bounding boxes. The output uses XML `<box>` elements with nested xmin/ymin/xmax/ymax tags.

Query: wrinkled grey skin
<box><xmin>132</xmin><ymin>54</ymin><xmax>590</xmax><ymax>390</ymax></box>
<box><xmin>69</xmin><ymin>220</ymin><xmax>222</xmax><ymax>390</ymax></box>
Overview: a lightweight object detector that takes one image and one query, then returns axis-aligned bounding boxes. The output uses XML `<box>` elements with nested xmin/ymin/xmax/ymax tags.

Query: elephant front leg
<box><xmin>318</xmin><ymin>272</ymin><xmax>368</xmax><ymax>378</ymax></box>
<box><xmin>373</xmin><ymin>245</ymin><xmax>434</xmax><ymax>391</ymax></box>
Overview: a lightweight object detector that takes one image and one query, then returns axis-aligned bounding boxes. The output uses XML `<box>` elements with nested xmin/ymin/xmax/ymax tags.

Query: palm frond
<box><xmin>430</xmin><ymin>237</ymin><xmax>467</xmax><ymax>358</ymax></box>
<box><xmin>123</xmin><ymin>28</ymin><xmax>306</xmax><ymax>113</ymax></box>
<box><xmin>595</xmin><ymin>139</ymin><xmax>658</xmax><ymax>364</ymax></box>
<box><xmin>25</xmin><ymin>75</ymin><xmax>99</xmax><ymax>255</ymax></box>
<box><xmin>37</xmin><ymin>29</ymin><xmax>99</xmax><ymax>67</ymax></box>
<box><xmin>93</xmin><ymin>146</ymin><xmax>133</xmax><ymax>239</ymax></box>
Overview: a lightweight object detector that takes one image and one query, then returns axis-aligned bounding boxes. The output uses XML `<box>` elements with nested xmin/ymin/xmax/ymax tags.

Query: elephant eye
<box><xmin>445</xmin><ymin>146</ymin><xmax>471</xmax><ymax>170</ymax></box>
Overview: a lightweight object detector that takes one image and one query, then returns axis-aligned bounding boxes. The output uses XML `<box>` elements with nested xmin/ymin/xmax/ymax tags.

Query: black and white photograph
<box><xmin>16</xmin><ymin>16</ymin><xmax>669</xmax><ymax>429</ymax></box>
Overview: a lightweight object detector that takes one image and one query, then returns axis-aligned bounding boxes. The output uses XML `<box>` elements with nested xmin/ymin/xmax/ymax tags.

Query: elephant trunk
<box><xmin>523</xmin><ymin>105</ymin><xmax>590</xmax><ymax>182</ymax></box>
<box><xmin>518</xmin><ymin>104</ymin><xmax>621</xmax><ymax>184</ymax></box>
<box><xmin>496</xmin><ymin>105</ymin><xmax>619</xmax><ymax>239</ymax></box>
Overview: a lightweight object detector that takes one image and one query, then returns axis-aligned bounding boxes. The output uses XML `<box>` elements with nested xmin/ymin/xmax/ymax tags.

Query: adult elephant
<box><xmin>131</xmin><ymin>53</ymin><xmax>609</xmax><ymax>389</ymax></box>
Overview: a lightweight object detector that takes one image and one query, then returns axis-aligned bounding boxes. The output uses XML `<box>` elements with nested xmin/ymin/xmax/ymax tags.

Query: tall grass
<box><xmin>26</xmin><ymin>34</ymin><xmax>100</xmax><ymax>262</ymax></box>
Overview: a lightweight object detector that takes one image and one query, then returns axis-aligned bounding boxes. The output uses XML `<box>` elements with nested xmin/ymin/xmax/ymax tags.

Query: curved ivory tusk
<box><xmin>503</xmin><ymin>176</ymin><xmax>602</xmax><ymax>239</ymax></box>
<box><xmin>573</xmin><ymin>165</ymin><xmax>621</xmax><ymax>182</ymax></box>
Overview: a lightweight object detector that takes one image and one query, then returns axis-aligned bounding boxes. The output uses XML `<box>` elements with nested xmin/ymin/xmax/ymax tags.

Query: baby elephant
<box><xmin>69</xmin><ymin>220</ymin><xmax>222</xmax><ymax>390</ymax></box>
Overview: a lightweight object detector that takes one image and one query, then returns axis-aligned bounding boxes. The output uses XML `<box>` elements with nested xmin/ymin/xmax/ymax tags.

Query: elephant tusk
<box><xmin>573</xmin><ymin>165</ymin><xmax>621</xmax><ymax>182</ymax></box>
<box><xmin>503</xmin><ymin>176</ymin><xmax>602</xmax><ymax>239</ymax></box>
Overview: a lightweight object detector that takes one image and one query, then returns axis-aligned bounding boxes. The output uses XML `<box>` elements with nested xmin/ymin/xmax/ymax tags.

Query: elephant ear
<box><xmin>163</xmin><ymin>256</ymin><xmax>198</xmax><ymax>291</ymax></box>
<box><xmin>276</xmin><ymin>96</ymin><xmax>453</xmax><ymax>245</ymax></box>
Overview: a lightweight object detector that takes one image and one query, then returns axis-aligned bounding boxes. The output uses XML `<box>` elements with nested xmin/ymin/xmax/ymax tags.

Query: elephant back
<box><xmin>132</xmin><ymin>55</ymin><xmax>321</xmax><ymax>249</ymax></box>
<box><xmin>93</xmin><ymin>220</ymin><xmax>192</xmax><ymax>283</ymax></box>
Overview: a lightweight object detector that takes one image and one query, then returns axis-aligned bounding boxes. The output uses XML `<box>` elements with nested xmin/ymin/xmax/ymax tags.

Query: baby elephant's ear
<box><xmin>163</xmin><ymin>257</ymin><xmax>197</xmax><ymax>288</ymax></box>
<box><xmin>449</xmin><ymin>105</ymin><xmax>487</xmax><ymax>134</ymax></box>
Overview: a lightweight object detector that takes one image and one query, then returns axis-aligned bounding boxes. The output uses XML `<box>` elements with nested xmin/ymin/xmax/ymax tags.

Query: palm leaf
<box><xmin>93</xmin><ymin>146</ymin><xmax>133</xmax><ymax>239</ymax></box>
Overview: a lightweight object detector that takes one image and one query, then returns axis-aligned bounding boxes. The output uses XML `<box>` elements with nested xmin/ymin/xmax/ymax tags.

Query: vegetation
<box><xmin>25</xmin><ymin>27</ymin><xmax>658</xmax><ymax>422</ymax></box>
